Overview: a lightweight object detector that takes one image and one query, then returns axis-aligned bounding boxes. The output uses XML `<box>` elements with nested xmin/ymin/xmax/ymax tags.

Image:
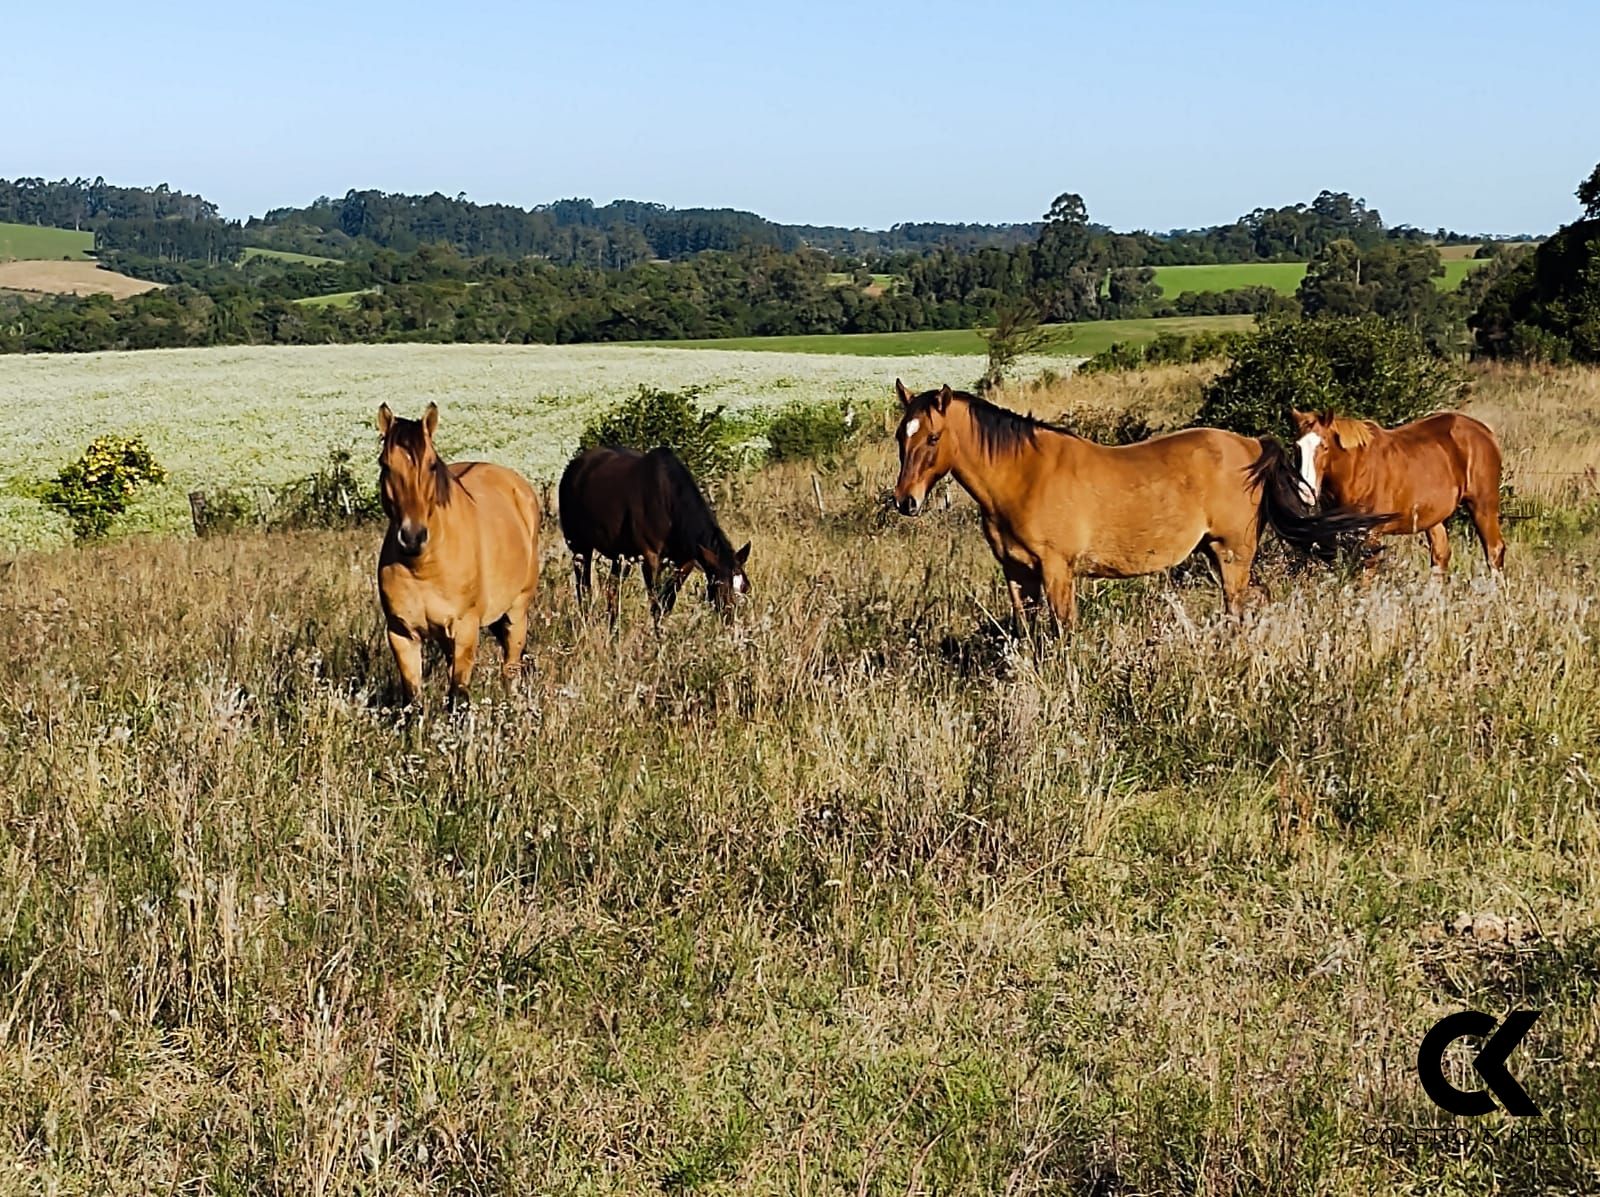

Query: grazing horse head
<box><xmin>1291</xmin><ymin>408</ymin><xmax>1376</xmax><ymax>506</ymax></box>
<box><xmin>892</xmin><ymin>379</ymin><xmax>961</xmax><ymax>515</ymax></box>
<box><xmin>696</xmin><ymin>540</ymin><xmax>753</xmax><ymax>612</ymax></box>
<box><xmin>377</xmin><ymin>402</ymin><xmax>453</xmax><ymax>557</ymax></box>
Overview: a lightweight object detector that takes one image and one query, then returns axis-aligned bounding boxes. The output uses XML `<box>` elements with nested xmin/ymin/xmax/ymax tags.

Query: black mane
<box><xmin>649</xmin><ymin>448</ymin><xmax>735</xmax><ymax>566</ymax></box>
<box><xmin>909</xmin><ymin>389</ymin><xmax>1076</xmax><ymax>457</ymax></box>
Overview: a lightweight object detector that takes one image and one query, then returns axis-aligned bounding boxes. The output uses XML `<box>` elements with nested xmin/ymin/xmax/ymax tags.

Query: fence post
<box><xmin>188</xmin><ymin>491</ymin><xmax>207</xmax><ymax>537</ymax></box>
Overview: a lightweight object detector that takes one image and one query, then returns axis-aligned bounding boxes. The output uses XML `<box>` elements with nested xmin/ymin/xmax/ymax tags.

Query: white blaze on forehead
<box><xmin>1295</xmin><ymin>431</ymin><xmax>1322</xmax><ymax>503</ymax></box>
<box><xmin>904</xmin><ymin>418</ymin><xmax>920</xmax><ymax>437</ymax></box>
<box><xmin>733</xmin><ymin>573</ymin><xmax>747</xmax><ymax>594</ymax></box>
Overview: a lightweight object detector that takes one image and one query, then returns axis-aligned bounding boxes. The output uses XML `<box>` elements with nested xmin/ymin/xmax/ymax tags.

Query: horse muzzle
<box><xmin>396</xmin><ymin>525</ymin><xmax>429</xmax><ymax>556</ymax></box>
<box><xmin>896</xmin><ymin>493</ymin><xmax>923</xmax><ymax>517</ymax></box>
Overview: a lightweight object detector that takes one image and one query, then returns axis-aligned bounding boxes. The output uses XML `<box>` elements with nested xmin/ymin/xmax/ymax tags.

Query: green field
<box><xmin>644</xmin><ymin>314</ymin><xmax>1256</xmax><ymax>358</ymax></box>
<box><xmin>293</xmin><ymin>287</ymin><xmax>372</xmax><ymax>308</ymax></box>
<box><xmin>1153</xmin><ymin>258</ymin><xmax>1486</xmax><ymax>297</ymax></box>
<box><xmin>242</xmin><ymin>246</ymin><xmax>340</xmax><ymax>266</ymax></box>
<box><xmin>1151</xmin><ymin>262</ymin><xmax>1307</xmax><ymax>297</ymax></box>
<box><xmin>0</xmin><ymin>221</ymin><xmax>94</xmax><ymax>262</ymax></box>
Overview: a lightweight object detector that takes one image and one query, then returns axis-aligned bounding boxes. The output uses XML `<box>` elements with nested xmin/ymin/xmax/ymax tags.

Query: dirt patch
<box><xmin>0</xmin><ymin>260</ymin><xmax>161</xmax><ymax>299</ymax></box>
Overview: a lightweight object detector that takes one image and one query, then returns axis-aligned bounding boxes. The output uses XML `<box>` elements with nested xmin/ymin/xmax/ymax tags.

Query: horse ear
<box><xmin>894</xmin><ymin>378</ymin><xmax>913</xmax><ymax>408</ymax></box>
<box><xmin>423</xmin><ymin>402</ymin><xmax>439</xmax><ymax>439</ymax></box>
<box><xmin>936</xmin><ymin>384</ymin><xmax>954</xmax><ymax>413</ymax></box>
<box><xmin>377</xmin><ymin>404</ymin><xmax>394</xmax><ymax>437</ymax></box>
<box><xmin>735</xmin><ymin>541</ymin><xmax>750</xmax><ymax>566</ymax></box>
<box><xmin>1289</xmin><ymin>408</ymin><xmax>1312</xmax><ymax>433</ymax></box>
<box><xmin>1317</xmin><ymin>409</ymin><xmax>1335</xmax><ymax>429</ymax></box>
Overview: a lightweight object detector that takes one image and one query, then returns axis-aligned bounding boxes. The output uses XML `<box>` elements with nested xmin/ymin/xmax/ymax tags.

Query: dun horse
<box><xmin>377</xmin><ymin>403</ymin><xmax>543</xmax><ymax>704</ymax></box>
<box><xmin>559</xmin><ymin>446</ymin><xmax>750</xmax><ymax>624</ymax></box>
<box><xmin>1293</xmin><ymin>409</ymin><xmax>1505</xmax><ymax>574</ymax></box>
<box><xmin>892</xmin><ymin>381</ymin><xmax>1382</xmax><ymax>629</ymax></box>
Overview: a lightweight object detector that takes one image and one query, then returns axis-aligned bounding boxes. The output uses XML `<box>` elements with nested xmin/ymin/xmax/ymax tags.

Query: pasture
<box><xmin>0</xmin><ymin>220</ymin><xmax>94</xmax><ymax>261</ymax></box>
<box><xmin>1152</xmin><ymin>258</ymin><xmax>1486</xmax><ymax>297</ymax></box>
<box><xmin>647</xmin><ymin>314</ymin><xmax>1256</xmax><ymax>358</ymax></box>
<box><xmin>1</xmin><ymin>354</ymin><xmax>1598</xmax><ymax>1192</ymax></box>
<box><xmin>242</xmin><ymin>246</ymin><xmax>341</xmax><ymax>266</ymax></box>
<box><xmin>293</xmin><ymin>287</ymin><xmax>375</xmax><ymax>308</ymax></box>
<box><xmin>0</xmin><ymin>343</ymin><xmax>990</xmax><ymax>551</ymax></box>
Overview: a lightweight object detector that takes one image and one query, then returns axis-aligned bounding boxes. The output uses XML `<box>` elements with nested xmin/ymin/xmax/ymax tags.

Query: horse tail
<box><xmin>1247</xmin><ymin>437</ymin><xmax>1388</xmax><ymax>562</ymax></box>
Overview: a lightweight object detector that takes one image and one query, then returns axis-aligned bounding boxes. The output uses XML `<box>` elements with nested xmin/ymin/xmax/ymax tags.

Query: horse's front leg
<box><xmin>1000</xmin><ymin>558</ymin><xmax>1043</xmax><ymax>636</ymax></box>
<box><xmin>605</xmin><ymin>557</ymin><xmax>631</xmax><ymax>629</ymax></box>
<box><xmin>1040</xmin><ymin>557</ymin><xmax>1078</xmax><ymax>633</ymax></box>
<box><xmin>1424</xmin><ymin>524</ymin><xmax>1451</xmax><ymax>577</ymax></box>
<box><xmin>387</xmin><ymin>627</ymin><xmax>425</xmax><ymax>705</ymax></box>
<box><xmin>640</xmin><ymin>551</ymin><xmax>665</xmax><ymax>627</ymax></box>
<box><xmin>447</xmin><ymin>618</ymin><xmax>480</xmax><ymax>705</ymax></box>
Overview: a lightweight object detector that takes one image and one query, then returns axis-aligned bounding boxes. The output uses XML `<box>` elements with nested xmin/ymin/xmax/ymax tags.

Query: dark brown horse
<box><xmin>558</xmin><ymin>446</ymin><xmax>750</xmax><ymax>624</ymax></box>
<box><xmin>1292</xmin><ymin>409</ymin><xmax>1506</xmax><ymax>574</ymax></box>
<box><xmin>892</xmin><ymin>381</ymin><xmax>1383</xmax><ymax>629</ymax></box>
<box><xmin>377</xmin><ymin>403</ymin><xmax>543</xmax><ymax>705</ymax></box>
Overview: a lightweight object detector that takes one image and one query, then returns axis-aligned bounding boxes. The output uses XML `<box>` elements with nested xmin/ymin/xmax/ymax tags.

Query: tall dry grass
<box><xmin>2</xmin><ymin>366</ymin><xmax>1599</xmax><ymax>1194</ymax></box>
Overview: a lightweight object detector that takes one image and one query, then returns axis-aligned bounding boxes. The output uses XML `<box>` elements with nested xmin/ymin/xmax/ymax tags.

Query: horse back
<box><xmin>558</xmin><ymin>446</ymin><xmax>668</xmax><ymax>557</ymax></box>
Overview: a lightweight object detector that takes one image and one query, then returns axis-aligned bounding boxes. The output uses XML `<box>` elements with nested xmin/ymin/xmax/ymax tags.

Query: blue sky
<box><xmin>8</xmin><ymin>0</ymin><xmax>1595</xmax><ymax>234</ymax></box>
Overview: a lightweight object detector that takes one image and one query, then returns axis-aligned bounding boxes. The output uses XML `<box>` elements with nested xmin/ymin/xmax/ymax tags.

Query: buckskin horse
<box><xmin>891</xmin><ymin>381</ymin><xmax>1383</xmax><ymax>629</ymax></box>
<box><xmin>558</xmin><ymin>446</ymin><xmax>750</xmax><ymax>625</ymax></box>
<box><xmin>376</xmin><ymin>403</ymin><xmax>543</xmax><ymax>704</ymax></box>
<box><xmin>1292</xmin><ymin>408</ymin><xmax>1506</xmax><ymax>575</ymax></box>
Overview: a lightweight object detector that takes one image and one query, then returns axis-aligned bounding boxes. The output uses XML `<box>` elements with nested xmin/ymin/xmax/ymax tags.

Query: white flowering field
<box><xmin>0</xmin><ymin>343</ymin><xmax>990</xmax><ymax>551</ymax></box>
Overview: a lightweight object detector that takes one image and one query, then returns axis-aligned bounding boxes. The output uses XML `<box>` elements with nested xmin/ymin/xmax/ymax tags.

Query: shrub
<box><xmin>41</xmin><ymin>435</ymin><xmax>167</xmax><ymax>540</ymax></box>
<box><xmin>1195</xmin><ymin>316</ymin><xmax>1464</xmax><ymax>437</ymax></box>
<box><xmin>190</xmin><ymin>488</ymin><xmax>257</xmax><ymax>537</ymax></box>
<box><xmin>1055</xmin><ymin>405</ymin><xmax>1159</xmax><ymax>446</ymax></box>
<box><xmin>275</xmin><ymin>448</ymin><xmax>382</xmax><ymax>529</ymax></box>
<box><xmin>580</xmin><ymin>385</ymin><xmax>734</xmax><ymax>482</ymax></box>
<box><xmin>765</xmin><ymin>401</ymin><xmax>856</xmax><ymax>464</ymax></box>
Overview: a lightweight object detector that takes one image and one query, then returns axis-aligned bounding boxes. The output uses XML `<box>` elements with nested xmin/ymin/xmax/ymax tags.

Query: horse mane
<box><xmin>649</xmin><ymin>448</ymin><xmax>733</xmax><ymax>562</ymax></box>
<box><xmin>387</xmin><ymin>420</ymin><xmax>455</xmax><ymax>506</ymax></box>
<box><xmin>1330</xmin><ymin>416</ymin><xmax>1380</xmax><ymax>450</ymax></box>
<box><xmin>914</xmin><ymin>389</ymin><xmax>1077</xmax><ymax>458</ymax></box>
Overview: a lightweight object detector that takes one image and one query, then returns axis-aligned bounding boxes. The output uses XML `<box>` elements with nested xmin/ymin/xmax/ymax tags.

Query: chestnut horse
<box><xmin>892</xmin><ymin>381</ymin><xmax>1382</xmax><ymax>628</ymax></box>
<box><xmin>559</xmin><ymin>446</ymin><xmax>750</xmax><ymax>625</ymax></box>
<box><xmin>1292</xmin><ymin>409</ymin><xmax>1505</xmax><ymax>575</ymax></box>
<box><xmin>377</xmin><ymin>403</ymin><xmax>543</xmax><ymax>704</ymax></box>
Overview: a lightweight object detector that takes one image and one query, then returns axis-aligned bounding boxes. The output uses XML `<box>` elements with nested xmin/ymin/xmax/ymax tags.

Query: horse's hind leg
<box><xmin>605</xmin><ymin>557</ymin><xmax>631</xmax><ymax>629</ymax></box>
<box><xmin>1424</xmin><ymin>524</ymin><xmax>1452</xmax><ymax>576</ymax></box>
<box><xmin>571</xmin><ymin>551</ymin><xmax>592</xmax><ymax>609</ymax></box>
<box><xmin>1204</xmin><ymin>531</ymin><xmax>1257</xmax><ymax>615</ymax></box>
<box><xmin>491</xmin><ymin>606</ymin><xmax>528</xmax><ymax>683</ymax></box>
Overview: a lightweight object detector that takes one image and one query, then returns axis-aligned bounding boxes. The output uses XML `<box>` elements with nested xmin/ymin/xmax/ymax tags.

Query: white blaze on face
<box><xmin>1295</xmin><ymin>431</ymin><xmax>1322</xmax><ymax>504</ymax></box>
<box><xmin>733</xmin><ymin>573</ymin><xmax>747</xmax><ymax>595</ymax></box>
<box><xmin>904</xmin><ymin>418</ymin><xmax>920</xmax><ymax>438</ymax></box>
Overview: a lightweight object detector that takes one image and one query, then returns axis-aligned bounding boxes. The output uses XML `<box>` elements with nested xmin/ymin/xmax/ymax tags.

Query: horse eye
<box><xmin>927</xmin><ymin>433</ymin><xmax>941</xmax><ymax>446</ymax></box>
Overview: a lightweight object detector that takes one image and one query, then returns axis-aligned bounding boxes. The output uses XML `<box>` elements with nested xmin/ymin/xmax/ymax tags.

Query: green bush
<box><xmin>1080</xmin><ymin>330</ymin><xmax>1251</xmax><ymax>374</ymax></box>
<box><xmin>276</xmin><ymin>449</ymin><xmax>382</xmax><ymax>529</ymax></box>
<box><xmin>41</xmin><ymin>435</ymin><xmax>167</xmax><ymax>541</ymax></box>
<box><xmin>1470</xmin><ymin>217</ymin><xmax>1600</xmax><ymax>362</ymax></box>
<box><xmin>765</xmin><ymin>401</ymin><xmax>856</xmax><ymax>464</ymax></box>
<box><xmin>580</xmin><ymin>385</ymin><xmax>735</xmax><ymax>482</ymax></box>
<box><xmin>1195</xmin><ymin>316</ymin><xmax>1464</xmax><ymax>437</ymax></box>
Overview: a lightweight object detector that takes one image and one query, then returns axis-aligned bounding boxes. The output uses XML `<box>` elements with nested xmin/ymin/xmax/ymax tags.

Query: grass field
<box><xmin>0</xmin><ymin>220</ymin><xmax>94</xmax><ymax>262</ymax></box>
<box><xmin>645</xmin><ymin>314</ymin><xmax>1256</xmax><ymax>358</ymax></box>
<box><xmin>242</xmin><ymin>246</ymin><xmax>340</xmax><ymax>266</ymax></box>
<box><xmin>1</xmin><ymin>353</ymin><xmax>1599</xmax><ymax>1191</ymax></box>
<box><xmin>0</xmin><ymin>343</ymin><xmax>991</xmax><ymax>551</ymax></box>
<box><xmin>1153</xmin><ymin>258</ymin><xmax>1487</xmax><ymax>297</ymax></box>
<box><xmin>293</xmin><ymin>287</ymin><xmax>373</xmax><ymax>308</ymax></box>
